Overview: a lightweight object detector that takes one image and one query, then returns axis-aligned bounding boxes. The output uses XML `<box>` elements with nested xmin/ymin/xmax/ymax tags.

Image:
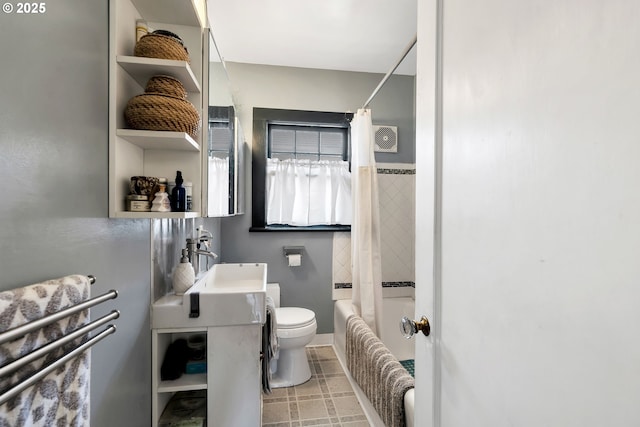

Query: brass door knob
<box><xmin>400</xmin><ymin>316</ymin><xmax>431</xmax><ymax>338</ymax></box>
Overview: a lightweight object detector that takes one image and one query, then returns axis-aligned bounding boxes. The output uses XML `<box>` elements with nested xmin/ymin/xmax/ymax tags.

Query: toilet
<box><xmin>266</xmin><ymin>283</ymin><xmax>317</xmax><ymax>388</ymax></box>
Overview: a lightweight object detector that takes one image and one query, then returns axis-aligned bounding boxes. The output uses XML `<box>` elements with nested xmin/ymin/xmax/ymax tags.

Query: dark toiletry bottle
<box><xmin>171</xmin><ymin>171</ymin><xmax>186</xmax><ymax>212</ymax></box>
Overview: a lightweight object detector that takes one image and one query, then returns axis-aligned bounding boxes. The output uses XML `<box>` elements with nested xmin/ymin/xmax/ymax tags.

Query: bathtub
<box><xmin>333</xmin><ymin>297</ymin><xmax>415</xmax><ymax>427</ymax></box>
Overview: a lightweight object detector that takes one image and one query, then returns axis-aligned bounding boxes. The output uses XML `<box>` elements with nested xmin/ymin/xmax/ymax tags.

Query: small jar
<box><xmin>135</xmin><ymin>19</ymin><xmax>148</xmax><ymax>42</ymax></box>
<box><xmin>187</xmin><ymin>335</ymin><xmax>206</xmax><ymax>360</ymax></box>
<box><xmin>126</xmin><ymin>194</ymin><xmax>150</xmax><ymax>212</ymax></box>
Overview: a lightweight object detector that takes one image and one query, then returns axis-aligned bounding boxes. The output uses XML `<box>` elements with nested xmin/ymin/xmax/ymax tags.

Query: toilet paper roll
<box><xmin>287</xmin><ymin>254</ymin><xmax>302</xmax><ymax>267</ymax></box>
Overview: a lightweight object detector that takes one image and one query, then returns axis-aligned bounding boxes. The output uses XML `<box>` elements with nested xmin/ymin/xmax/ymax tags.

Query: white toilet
<box><xmin>266</xmin><ymin>283</ymin><xmax>317</xmax><ymax>388</ymax></box>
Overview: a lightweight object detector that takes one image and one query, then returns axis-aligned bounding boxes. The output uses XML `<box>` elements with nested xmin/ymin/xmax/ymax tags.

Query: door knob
<box><xmin>400</xmin><ymin>316</ymin><xmax>430</xmax><ymax>338</ymax></box>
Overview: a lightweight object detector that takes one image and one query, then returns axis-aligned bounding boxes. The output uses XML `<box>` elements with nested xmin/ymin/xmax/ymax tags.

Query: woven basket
<box><xmin>134</xmin><ymin>33</ymin><xmax>190</xmax><ymax>62</ymax></box>
<box><xmin>124</xmin><ymin>93</ymin><xmax>200</xmax><ymax>138</ymax></box>
<box><xmin>145</xmin><ymin>75</ymin><xmax>187</xmax><ymax>99</ymax></box>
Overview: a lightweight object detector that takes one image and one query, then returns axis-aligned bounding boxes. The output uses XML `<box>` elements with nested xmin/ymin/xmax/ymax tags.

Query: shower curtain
<box><xmin>350</xmin><ymin>108</ymin><xmax>383</xmax><ymax>335</ymax></box>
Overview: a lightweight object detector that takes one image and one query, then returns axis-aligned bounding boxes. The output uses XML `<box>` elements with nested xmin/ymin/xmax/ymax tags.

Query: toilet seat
<box><xmin>275</xmin><ymin>307</ymin><xmax>317</xmax><ymax>339</ymax></box>
<box><xmin>275</xmin><ymin>307</ymin><xmax>315</xmax><ymax>329</ymax></box>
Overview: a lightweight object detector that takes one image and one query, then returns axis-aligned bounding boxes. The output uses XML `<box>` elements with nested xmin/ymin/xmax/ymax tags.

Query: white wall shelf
<box><xmin>152</xmin><ymin>329</ymin><xmax>207</xmax><ymax>426</ymax></box>
<box><xmin>109</xmin><ymin>0</ymin><xmax>205</xmax><ymax>219</ymax></box>
<box><xmin>113</xmin><ymin>211</ymin><xmax>200</xmax><ymax>219</ymax></box>
<box><xmin>131</xmin><ymin>0</ymin><xmax>205</xmax><ymax>28</ymax></box>
<box><xmin>158</xmin><ymin>374</ymin><xmax>207</xmax><ymax>393</ymax></box>
<box><xmin>116</xmin><ymin>129</ymin><xmax>200</xmax><ymax>151</ymax></box>
<box><xmin>117</xmin><ymin>56</ymin><xmax>201</xmax><ymax>93</ymax></box>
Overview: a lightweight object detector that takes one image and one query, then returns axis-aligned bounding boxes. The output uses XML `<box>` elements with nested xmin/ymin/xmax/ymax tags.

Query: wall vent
<box><xmin>373</xmin><ymin>125</ymin><xmax>398</xmax><ymax>152</ymax></box>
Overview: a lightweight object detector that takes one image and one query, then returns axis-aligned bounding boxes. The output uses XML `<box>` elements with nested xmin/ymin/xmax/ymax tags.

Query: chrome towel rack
<box><xmin>0</xmin><ymin>289</ymin><xmax>118</xmax><ymax>345</ymax></box>
<box><xmin>0</xmin><ymin>274</ymin><xmax>120</xmax><ymax>406</ymax></box>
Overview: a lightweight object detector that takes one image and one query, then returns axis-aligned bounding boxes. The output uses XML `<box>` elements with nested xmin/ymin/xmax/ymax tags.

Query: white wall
<box><xmin>415</xmin><ymin>0</ymin><xmax>640</xmax><ymax>425</ymax></box>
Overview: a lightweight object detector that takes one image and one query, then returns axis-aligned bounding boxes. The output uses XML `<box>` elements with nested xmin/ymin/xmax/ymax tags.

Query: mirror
<box><xmin>206</xmin><ymin>29</ymin><xmax>244</xmax><ymax>216</ymax></box>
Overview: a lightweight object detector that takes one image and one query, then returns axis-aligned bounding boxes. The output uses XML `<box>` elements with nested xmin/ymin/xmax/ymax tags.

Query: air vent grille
<box><xmin>373</xmin><ymin>125</ymin><xmax>398</xmax><ymax>152</ymax></box>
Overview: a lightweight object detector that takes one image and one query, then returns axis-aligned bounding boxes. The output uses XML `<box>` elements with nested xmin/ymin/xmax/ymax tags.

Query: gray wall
<box><xmin>0</xmin><ymin>3</ymin><xmax>152</xmax><ymax>425</ymax></box>
<box><xmin>220</xmin><ymin>63</ymin><xmax>415</xmax><ymax>333</ymax></box>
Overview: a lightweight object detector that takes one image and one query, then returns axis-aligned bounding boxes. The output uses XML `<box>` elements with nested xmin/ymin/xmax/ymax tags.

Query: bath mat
<box><xmin>400</xmin><ymin>359</ymin><xmax>415</xmax><ymax>377</ymax></box>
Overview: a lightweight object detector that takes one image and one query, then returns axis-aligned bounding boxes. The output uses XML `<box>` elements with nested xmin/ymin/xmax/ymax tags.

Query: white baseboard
<box><xmin>309</xmin><ymin>333</ymin><xmax>333</xmax><ymax>347</ymax></box>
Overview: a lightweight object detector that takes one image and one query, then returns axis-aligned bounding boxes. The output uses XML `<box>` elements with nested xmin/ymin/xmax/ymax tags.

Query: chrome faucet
<box><xmin>186</xmin><ymin>236</ymin><xmax>218</xmax><ymax>276</ymax></box>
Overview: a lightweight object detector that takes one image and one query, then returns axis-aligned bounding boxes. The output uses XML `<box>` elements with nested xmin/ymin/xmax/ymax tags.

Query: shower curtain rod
<box><xmin>362</xmin><ymin>34</ymin><xmax>417</xmax><ymax>110</ymax></box>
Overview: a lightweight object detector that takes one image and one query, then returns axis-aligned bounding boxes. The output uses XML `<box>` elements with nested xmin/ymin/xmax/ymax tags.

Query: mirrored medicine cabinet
<box><xmin>204</xmin><ymin>29</ymin><xmax>245</xmax><ymax>217</ymax></box>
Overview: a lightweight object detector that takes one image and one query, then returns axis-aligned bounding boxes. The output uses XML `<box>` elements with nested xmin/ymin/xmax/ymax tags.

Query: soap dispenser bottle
<box><xmin>172</xmin><ymin>248</ymin><xmax>195</xmax><ymax>295</ymax></box>
<box><xmin>170</xmin><ymin>171</ymin><xmax>186</xmax><ymax>212</ymax></box>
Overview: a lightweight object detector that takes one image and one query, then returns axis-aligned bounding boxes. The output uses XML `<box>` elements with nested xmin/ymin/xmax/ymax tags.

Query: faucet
<box><xmin>186</xmin><ymin>235</ymin><xmax>218</xmax><ymax>276</ymax></box>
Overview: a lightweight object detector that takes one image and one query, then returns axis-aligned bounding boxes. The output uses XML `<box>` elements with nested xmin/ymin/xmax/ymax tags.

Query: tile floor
<box><xmin>262</xmin><ymin>346</ymin><xmax>369</xmax><ymax>427</ymax></box>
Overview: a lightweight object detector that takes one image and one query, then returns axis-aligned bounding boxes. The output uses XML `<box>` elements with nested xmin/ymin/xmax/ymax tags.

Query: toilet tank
<box><xmin>266</xmin><ymin>283</ymin><xmax>280</xmax><ymax>307</ymax></box>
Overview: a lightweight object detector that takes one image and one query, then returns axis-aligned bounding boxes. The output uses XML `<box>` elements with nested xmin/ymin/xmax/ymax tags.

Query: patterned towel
<box><xmin>0</xmin><ymin>274</ymin><xmax>91</xmax><ymax>427</ymax></box>
<box><xmin>261</xmin><ymin>296</ymin><xmax>278</xmax><ymax>394</ymax></box>
<box><xmin>346</xmin><ymin>314</ymin><xmax>414</xmax><ymax>427</ymax></box>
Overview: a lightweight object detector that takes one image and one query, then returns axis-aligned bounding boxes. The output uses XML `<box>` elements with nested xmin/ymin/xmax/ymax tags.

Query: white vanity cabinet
<box><xmin>151</xmin><ymin>325</ymin><xmax>263</xmax><ymax>426</ymax></box>
<box><xmin>152</xmin><ymin>328</ymin><xmax>208</xmax><ymax>426</ymax></box>
<box><xmin>108</xmin><ymin>0</ymin><xmax>207</xmax><ymax>218</ymax></box>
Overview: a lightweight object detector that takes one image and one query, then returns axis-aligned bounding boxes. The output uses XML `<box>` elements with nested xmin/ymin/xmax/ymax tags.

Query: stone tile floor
<box><xmin>262</xmin><ymin>346</ymin><xmax>370</xmax><ymax>427</ymax></box>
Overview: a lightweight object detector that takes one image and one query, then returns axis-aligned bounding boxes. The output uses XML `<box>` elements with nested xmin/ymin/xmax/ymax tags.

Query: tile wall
<box><xmin>332</xmin><ymin>163</ymin><xmax>416</xmax><ymax>299</ymax></box>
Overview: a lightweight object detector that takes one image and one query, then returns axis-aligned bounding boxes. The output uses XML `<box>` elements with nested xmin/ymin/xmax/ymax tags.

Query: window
<box><xmin>251</xmin><ymin>108</ymin><xmax>353</xmax><ymax>231</ymax></box>
<box><xmin>269</xmin><ymin>125</ymin><xmax>348</xmax><ymax>161</ymax></box>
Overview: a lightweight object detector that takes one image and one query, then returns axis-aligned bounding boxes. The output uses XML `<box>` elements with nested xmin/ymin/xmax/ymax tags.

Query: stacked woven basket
<box><xmin>124</xmin><ymin>30</ymin><xmax>200</xmax><ymax>138</ymax></box>
<box><xmin>133</xmin><ymin>29</ymin><xmax>190</xmax><ymax>62</ymax></box>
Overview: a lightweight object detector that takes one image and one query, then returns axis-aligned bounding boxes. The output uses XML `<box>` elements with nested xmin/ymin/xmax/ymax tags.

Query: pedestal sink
<box><xmin>151</xmin><ymin>263</ymin><xmax>267</xmax><ymax>329</ymax></box>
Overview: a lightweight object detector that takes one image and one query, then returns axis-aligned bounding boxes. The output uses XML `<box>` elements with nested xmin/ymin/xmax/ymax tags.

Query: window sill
<box><xmin>250</xmin><ymin>225</ymin><xmax>351</xmax><ymax>232</ymax></box>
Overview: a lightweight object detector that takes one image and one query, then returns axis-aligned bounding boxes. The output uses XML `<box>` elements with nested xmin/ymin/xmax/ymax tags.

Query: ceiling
<box><xmin>206</xmin><ymin>0</ymin><xmax>417</xmax><ymax>76</ymax></box>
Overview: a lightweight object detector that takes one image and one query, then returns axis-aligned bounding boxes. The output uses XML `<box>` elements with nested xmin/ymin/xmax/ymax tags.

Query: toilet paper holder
<box><xmin>283</xmin><ymin>246</ymin><xmax>304</xmax><ymax>257</ymax></box>
<box><xmin>283</xmin><ymin>246</ymin><xmax>304</xmax><ymax>267</ymax></box>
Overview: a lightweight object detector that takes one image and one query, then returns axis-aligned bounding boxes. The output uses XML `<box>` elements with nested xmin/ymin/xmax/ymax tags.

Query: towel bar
<box><xmin>0</xmin><ymin>325</ymin><xmax>116</xmax><ymax>405</ymax></box>
<box><xmin>0</xmin><ymin>290</ymin><xmax>118</xmax><ymax>345</ymax></box>
<box><xmin>0</xmin><ymin>310</ymin><xmax>120</xmax><ymax>379</ymax></box>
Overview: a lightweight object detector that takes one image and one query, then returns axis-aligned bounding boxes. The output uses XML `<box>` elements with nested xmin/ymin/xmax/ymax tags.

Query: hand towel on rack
<box><xmin>0</xmin><ymin>274</ymin><xmax>91</xmax><ymax>427</ymax></box>
<box><xmin>261</xmin><ymin>296</ymin><xmax>278</xmax><ymax>394</ymax></box>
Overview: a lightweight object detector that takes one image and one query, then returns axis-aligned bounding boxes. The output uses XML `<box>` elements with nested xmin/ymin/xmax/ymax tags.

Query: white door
<box><xmin>414</xmin><ymin>1</ymin><xmax>640</xmax><ymax>426</ymax></box>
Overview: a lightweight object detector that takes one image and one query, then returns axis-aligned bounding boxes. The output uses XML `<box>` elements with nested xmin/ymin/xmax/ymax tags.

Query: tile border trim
<box><xmin>334</xmin><ymin>281</ymin><xmax>415</xmax><ymax>289</ymax></box>
<box><xmin>376</xmin><ymin>167</ymin><xmax>416</xmax><ymax>175</ymax></box>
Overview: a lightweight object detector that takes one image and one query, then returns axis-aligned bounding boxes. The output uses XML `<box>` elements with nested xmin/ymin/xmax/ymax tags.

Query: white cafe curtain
<box><xmin>208</xmin><ymin>156</ymin><xmax>229</xmax><ymax>216</ymax></box>
<box><xmin>266</xmin><ymin>158</ymin><xmax>351</xmax><ymax>226</ymax></box>
<box><xmin>350</xmin><ymin>108</ymin><xmax>383</xmax><ymax>335</ymax></box>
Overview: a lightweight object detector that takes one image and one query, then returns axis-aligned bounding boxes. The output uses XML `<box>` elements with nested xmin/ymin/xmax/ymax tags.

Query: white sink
<box><xmin>202</xmin><ymin>263</ymin><xmax>267</xmax><ymax>292</ymax></box>
<box><xmin>151</xmin><ymin>263</ymin><xmax>267</xmax><ymax>329</ymax></box>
